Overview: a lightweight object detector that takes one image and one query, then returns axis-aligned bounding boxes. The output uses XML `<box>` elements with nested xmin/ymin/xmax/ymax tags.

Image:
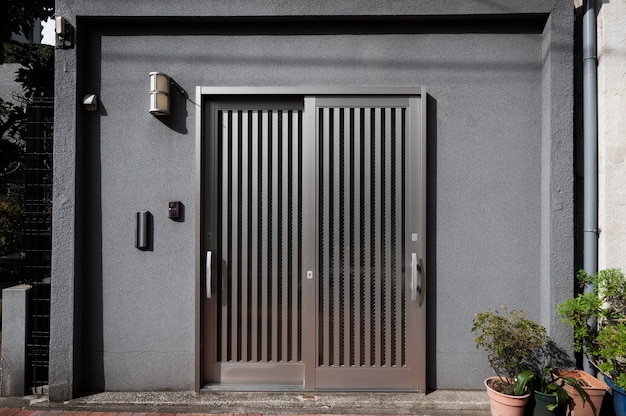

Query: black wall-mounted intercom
<box><xmin>168</xmin><ymin>201</ymin><xmax>181</xmax><ymax>219</ymax></box>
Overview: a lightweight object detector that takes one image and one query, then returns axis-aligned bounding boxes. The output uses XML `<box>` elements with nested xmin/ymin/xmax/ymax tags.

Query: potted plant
<box><xmin>595</xmin><ymin>322</ymin><xmax>626</xmax><ymax>416</ymax></box>
<box><xmin>472</xmin><ymin>307</ymin><xmax>548</xmax><ymax>416</ymax></box>
<box><xmin>524</xmin><ymin>341</ymin><xmax>587</xmax><ymax>416</ymax></box>
<box><xmin>527</xmin><ymin>367</ymin><xmax>586</xmax><ymax>416</ymax></box>
<box><xmin>551</xmin><ymin>369</ymin><xmax>607</xmax><ymax>416</ymax></box>
<box><xmin>556</xmin><ymin>268</ymin><xmax>624</xmax><ymax>416</ymax></box>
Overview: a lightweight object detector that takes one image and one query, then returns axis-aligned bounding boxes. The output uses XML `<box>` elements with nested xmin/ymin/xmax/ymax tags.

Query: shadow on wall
<box><xmin>78</xmin><ymin>32</ymin><xmax>105</xmax><ymax>394</ymax></box>
<box><xmin>426</xmin><ymin>94</ymin><xmax>438</xmax><ymax>391</ymax></box>
<box><xmin>154</xmin><ymin>83</ymin><xmax>188</xmax><ymax>134</ymax></box>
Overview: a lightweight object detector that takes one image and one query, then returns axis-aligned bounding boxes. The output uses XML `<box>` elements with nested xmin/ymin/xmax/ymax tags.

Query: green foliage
<box><xmin>0</xmin><ymin>183</ymin><xmax>24</xmax><ymax>256</ymax></box>
<box><xmin>513</xmin><ymin>370</ymin><xmax>535</xmax><ymax>396</ymax></box>
<box><xmin>596</xmin><ymin>322</ymin><xmax>626</xmax><ymax>388</ymax></box>
<box><xmin>557</xmin><ymin>268</ymin><xmax>626</xmax><ymax>391</ymax></box>
<box><xmin>556</xmin><ymin>273</ymin><xmax>603</xmax><ymax>354</ymax></box>
<box><xmin>597</xmin><ymin>269</ymin><xmax>626</xmax><ymax>318</ymax></box>
<box><xmin>0</xmin><ymin>95</ymin><xmax>26</xmax><ymax>261</ymax></box>
<box><xmin>472</xmin><ymin>307</ymin><xmax>548</xmax><ymax>394</ymax></box>
<box><xmin>531</xmin><ymin>369</ymin><xmax>587</xmax><ymax>411</ymax></box>
<box><xmin>0</xmin><ymin>97</ymin><xmax>25</xmax><ymax>143</ymax></box>
<box><xmin>0</xmin><ymin>1</ymin><xmax>54</xmax><ymax>271</ymax></box>
<box><xmin>471</xmin><ymin>306</ymin><xmax>585</xmax><ymax>408</ymax></box>
<box><xmin>0</xmin><ymin>0</ymin><xmax>54</xmax><ymax>63</ymax></box>
<box><xmin>517</xmin><ymin>340</ymin><xmax>586</xmax><ymax>411</ymax></box>
<box><xmin>3</xmin><ymin>42</ymin><xmax>53</xmax><ymax>97</ymax></box>
<box><xmin>0</xmin><ymin>134</ymin><xmax>24</xmax><ymax>177</ymax></box>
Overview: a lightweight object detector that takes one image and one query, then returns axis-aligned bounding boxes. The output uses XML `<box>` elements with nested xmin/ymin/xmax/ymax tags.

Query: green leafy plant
<box><xmin>0</xmin><ymin>183</ymin><xmax>24</xmax><ymax>256</ymax></box>
<box><xmin>521</xmin><ymin>340</ymin><xmax>586</xmax><ymax>411</ymax></box>
<box><xmin>529</xmin><ymin>366</ymin><xmax>586</xmax><ymax>411</ymax></box>
<box><xmin>513</xmin><ymin>370</ymin><xmax>535</xmax><ymax>396</ymax></box>
<box><xmin>596</xmin><ymin>322</ymin><xmax>626</xmax><ymax>388</ymax></box>
<box><xmin>557</xmin><ymin>268</ymin><xmax>626</xmax><ymax>390</ymax></box>
<box><xmin>472</xmin><ymin>307</ymin><xmax>548</xmax><ymax>395</ymax></box>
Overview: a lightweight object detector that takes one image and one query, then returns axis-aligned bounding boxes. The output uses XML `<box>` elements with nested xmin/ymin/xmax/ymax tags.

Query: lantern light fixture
<box><xmin>149</xmin><ymin>72</ymin><xmax>171</xmax><ymax>116</ymax></box>
<box><xmin>55</xmin><ymin>16</ymin><xmax>73</xmax><ymax>48</ymax></box>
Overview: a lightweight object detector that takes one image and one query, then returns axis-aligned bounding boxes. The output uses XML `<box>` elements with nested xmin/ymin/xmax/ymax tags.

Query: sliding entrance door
<box><xmin>201</xmin><ymin>89</ymin><xmax>425</xmax><ymax>391</ymax></box>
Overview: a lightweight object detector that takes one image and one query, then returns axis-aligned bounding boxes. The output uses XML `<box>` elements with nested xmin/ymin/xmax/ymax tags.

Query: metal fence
<box><xmin>23</xmin><ymin>97</ymin><xmax>53</xmax><ymax>391</ymax></box>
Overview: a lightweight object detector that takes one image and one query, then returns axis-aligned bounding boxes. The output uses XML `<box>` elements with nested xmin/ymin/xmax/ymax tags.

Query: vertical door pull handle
<box><xmin>411</xmin><ymin>253</ymin><xmax>417</xmax><ymax>301</ymax></box>
<box><xmin>411</xmin><ymin>252</ymin><xmax>422</xmax><ymax>301</ymax></box>
<box><xmin>206</xmin><ymin>251</ymin><xmax>212</xmax><ymax>299</ymax></box>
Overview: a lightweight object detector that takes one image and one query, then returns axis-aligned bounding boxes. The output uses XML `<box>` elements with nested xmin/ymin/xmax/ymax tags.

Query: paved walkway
<box><xmin>0</xmin><ymin>411</ymin><xmax>491</xmax><ymax>416</ymax></box>
<box><xmin>0</xmin><ymin>409</ymin><xmax>491</xmax><ymax>416</ymax></box>
<box><xmin>0</xmin><ymin>391</ymin><xmax>492</xmax><ymax>416</ymax></box>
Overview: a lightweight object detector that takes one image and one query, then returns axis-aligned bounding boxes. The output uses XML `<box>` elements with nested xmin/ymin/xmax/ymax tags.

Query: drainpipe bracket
<box><xmin>583</xmin><ymin>228</ymin><xmax>601</xmax><ymax>237</ymax></box>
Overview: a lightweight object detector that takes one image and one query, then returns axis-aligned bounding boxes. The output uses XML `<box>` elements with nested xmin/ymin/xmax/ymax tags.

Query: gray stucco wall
<box><xmin>51</xmin><ymin>1</ymin><xmax>573</xmax><ymax>399</ymax></box>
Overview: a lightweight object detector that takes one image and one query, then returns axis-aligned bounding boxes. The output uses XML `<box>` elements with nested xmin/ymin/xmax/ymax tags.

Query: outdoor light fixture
<box><xmin>55</xmin><ymin>16</ymin><xmax>65</xmax><ymax>37</ymax></box>
<box><xmin>149</xmin><ymin>72</ymin><xmax>171</xmax><ymax>116</ymax></box>
<box><xmin>82</xmin><ymin>94</ymin><xmax>97</xmax><ymax>111</ymax></box>
<box><xmin>55</xmin><ymin>16</ymin><xmax>73</xmax><ymax>49</ymax></box>
<box><xmin>136</xmin><ymin>211</ymin><xmax>152</xmax><ymax>250</ymax></box>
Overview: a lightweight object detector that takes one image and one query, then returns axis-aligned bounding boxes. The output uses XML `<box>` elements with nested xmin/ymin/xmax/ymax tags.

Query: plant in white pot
<box><xmin>472</xmin><ymin>307</ymin><xmax>547</xmax><ymax>416</ymax></box>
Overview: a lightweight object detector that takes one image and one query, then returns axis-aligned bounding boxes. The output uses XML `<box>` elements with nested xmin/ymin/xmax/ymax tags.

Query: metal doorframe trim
<box><xmin>198</xmin><ymin>86</ymin><xmax>424</xmax><ymax>96</ymax></box>
<box><xmin>195</xmin><ymin>86</ymin><xmax>203</xmax><ymax>392</ymax></box>
<box><xmin>195</xmin><ymin>86</ymin><xmax>427</xmax><ymax>392</ymax></box>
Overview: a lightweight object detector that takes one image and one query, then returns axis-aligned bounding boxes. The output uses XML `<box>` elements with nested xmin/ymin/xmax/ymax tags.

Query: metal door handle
<box><xmin>206</xmin><ymin>251</ymin><xmax>212</xmax><ymax>298</ymax></box>
<box><xmin>411</xmin><ymin>253</ymin><xmax>422</xmax><ymax>301</ymax></box>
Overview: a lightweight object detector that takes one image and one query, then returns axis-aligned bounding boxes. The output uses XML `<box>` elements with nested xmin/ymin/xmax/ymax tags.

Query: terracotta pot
<box><xmin>484</xmin><ymin>377</ymin><xmax>530</xmax><ymax>416</ymax></box>
<box><xmin>554</xmin><ymin>370</ymin><xmax>608</xmax><ymax>416</ymax></box>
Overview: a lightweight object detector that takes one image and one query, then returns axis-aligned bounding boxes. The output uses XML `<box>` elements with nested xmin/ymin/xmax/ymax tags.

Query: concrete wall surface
<box><xmin>597</xmin><ymin>0</ymin><xmax>626</xmax><ymax>271</ymax></box>
<box><xmin>50</xmin><ymin>0</ymin><xmax>574</xmax><ymax>399</ymax></box>
<box><xmin>1</xmin><ymin>285</ymin><xmax>31</xmax><ymax>397</ymax></box>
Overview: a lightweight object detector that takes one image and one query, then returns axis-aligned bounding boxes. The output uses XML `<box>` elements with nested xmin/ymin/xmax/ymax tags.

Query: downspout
<box><xmin>582</xmin><ymin>0</ymin><xmax>598</xmax><ymax>375</ymax></box>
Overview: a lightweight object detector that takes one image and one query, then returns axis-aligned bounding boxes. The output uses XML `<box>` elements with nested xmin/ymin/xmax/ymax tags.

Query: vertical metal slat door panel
<box><xmin>267</xmin><ymin>111</ymin><xmax>282</xmax><ymax>362</ymax></box>
<box><xmin>259</xmin><ymin>110</ymin><xmax>269</xmax><ymax>363</ymax></box>
<box><xmin>290</xmin><ymin>110</ymin><xmax>302</xmax><ymax>363</ymax></box>
<box><xmin>280</xmin><ymin>111</ymin><xmax>290</xmax><ymax>363</ymax></box>
<box><xmin>393</xmin><ymin>108</ymin><xmax>404</xmax><ymax>366</ymax></box>
<box><xmin>361</xmin><ymin>108</ymin><xmax>373</xmax><ymax>368</ymax></box>
<box><xmin>219</xmin><ymin>109</ymin><xmax>230</xmax><ymax>362</ymax></box>
<box><xmin>314</xmin><ymin>97</ymin><xmax>420</xmax><ymax>390</ymax></box>
<box><xmin>319</xmin><ymin>107</ymin><xmax>329</xmax><ymax>367</ymax></box>
<box><xmin>341</xmin><ymin>108</ymin><xmax>351</xmax><ymax>368</ymax></box>
<box><xmin>382</xmin><ymin>106</ymin><xmax>392</xmax><ymax>368</ymax></box>
<box><xmin>371</xmin><ymin>107</ymin><xmax>380</xmax><ymax>368</ymax></box>
<box><xmin>351</xmin><ymin>108</ymin><xmax>362</xmax><ymax>369</ymax></box>
<box><xmin>212</xmin><ymin>104</ymin><xmax>305</xmax><ymax>385</ymax></box>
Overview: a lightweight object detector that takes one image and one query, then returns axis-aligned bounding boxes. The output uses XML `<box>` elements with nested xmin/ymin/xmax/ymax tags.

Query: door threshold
<box><xmin>202</xmin><ymin>383</ymin><xmax>305</xmax><ymax>392</ymax></box>
<box><xmin>201</xmin><ymin>384</ymin><xmax>418</xmax><ymax>393</ymax></box>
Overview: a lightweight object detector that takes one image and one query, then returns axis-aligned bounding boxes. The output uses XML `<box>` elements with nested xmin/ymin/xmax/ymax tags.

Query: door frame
<box><xmin>195</xmin><ymin>86</ymin><xmax>427</xmax><ymax>392</ymax></box>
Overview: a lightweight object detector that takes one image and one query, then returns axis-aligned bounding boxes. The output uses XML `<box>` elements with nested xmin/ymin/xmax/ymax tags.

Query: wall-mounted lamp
<box><xmin>136</xmin><ymin>211</ymin><xmax>153</xmax><ymax>251</ymax></box>
<box><xmin>55</xmin><ymin>16</ymin><xmax>65</xmax><ymax>36</ymax></box>
<box><xmin>55</xmin><ymin>16</ymin><xmax>73</xmax><ymax>49</ymax></box>
<box><xmin>83</xmin><ymin>94</ymin><xmax>98</xmax><ymax>111</ymax></box>
<box><xmin>149</xmin><ymin>72</ymin><xmax>171</xmax><ymax>116</ymax></box>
